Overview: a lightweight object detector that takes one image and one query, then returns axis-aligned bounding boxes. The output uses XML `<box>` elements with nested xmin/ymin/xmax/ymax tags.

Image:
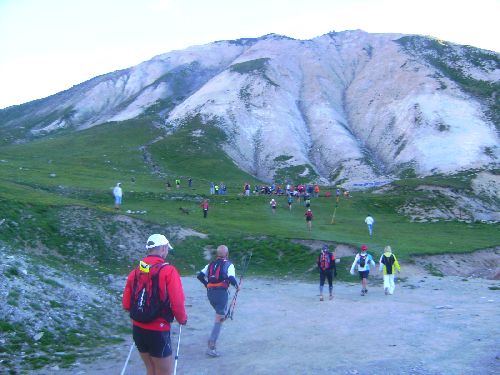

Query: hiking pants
<box><xmin>319</xmin><ymin>269</ymin><xmax>333</xmax><ymax>288</ymax></box>
<box><xmin>383</xmin><ymin>274</ymin><xmax>396</xmax><ymax>294</ymax></box>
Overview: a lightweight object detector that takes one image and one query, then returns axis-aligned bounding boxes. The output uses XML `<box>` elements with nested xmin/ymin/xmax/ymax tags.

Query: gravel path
<box><xmin>51</xmin><ymin>269</ymin><xmax>500</xmax><ymax>375</ymax></box>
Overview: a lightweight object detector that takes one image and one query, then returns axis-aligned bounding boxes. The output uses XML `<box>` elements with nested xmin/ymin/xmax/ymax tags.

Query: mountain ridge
<box><xmin>0</xmin><ymin>30</ymin><xmax>498</xmax><ymax>185</ymax></box>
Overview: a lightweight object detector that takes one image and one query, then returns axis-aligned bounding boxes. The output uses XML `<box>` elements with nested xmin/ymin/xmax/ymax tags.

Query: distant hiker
<box><xmin>188</xmin><ymin>178</ymin><xmax>192</xmax><ymax>188</ymax></box>
<box><xmin>365</xmin><ymin>214</ymin><xmax>375</xmax><ymax>237</ymax></box>
<box><xmin>287</xmin><ymin>194</ymin><xmax>293</xmax><ymax>211</ymax></box>
<box><xmin>305</xmin><ymin>208</ymin><xmax>313</xmax><ymax>231</ymax></box>
<box><xmin>214</xmin><ymin>184</ymin><xmax>219</xmax><ymax>195</ymax></box>
<box><xmin>350</xmin><ymin>244</ymin><xmax>376</xmax><ymax>296</ymax></box>
<box><xmin>201</xmin><ymin>199</ymin><xmax>209</xmax><ymax>218</ymax></box>
<box><xmin>197</xmin><ymin>245</ymin><xmax>240</xmax><ymax>357</ymax></box>
<box><xmin>175</xmin><ymin>179</ymin><xmax>181</xmax><ymax>189</ymax></box>
<box><xmin>210</xmin><ymin>182</ymin><xmax>215</xmax><ymax>195</ymax></box>
<box><xmin>113</xmin><ymin>182</ymin><xmax>122</xmax><ymax>210</ymax></box>
<box><xmin>244</xmin><ymin>183</ymin><xmax>251</xmax><ymax>196</ymax></box>
<box><xmin>314</xmin><ymin>185</ymin><xmax>320</xmax><ymax>198</ymax></box>
<box><xmin>270</xmin><ymin>198</ymin><xmax>277</xmax><ymax>214</ymax></box>
<box><xmin>336</xmin><ymin>188</ymin><xmax>341</xmax><ymax>203</ymax></box>
<box><xmin>379</xmin><ymin>245</ymin><xmax>401</xmax><ymax>295</ymax></box>
<box><xmin>304</xmin><ymin>194</ymin><xmax>311</xmax><ymax>208</ymax></box>
<box><xmin>166</xmin><ymin>181</ymin><xmax>172</xmax><ymax>190</ymax></box>
<box><xmin>317</xmin><ymin>245</ymin><xmax>337</xmax><ymax>301</ymax></box>
<box><xmin>122</xmin><ymin>234</ymin><xmax>187</xmax><ymax>375</ymax></box>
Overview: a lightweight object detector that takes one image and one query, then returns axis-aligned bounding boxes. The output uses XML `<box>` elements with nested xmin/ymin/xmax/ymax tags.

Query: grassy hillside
<box><xmin>0</xmin><ymin>117</ymin><xmax>498</xmax><ymax>373</ymax></box>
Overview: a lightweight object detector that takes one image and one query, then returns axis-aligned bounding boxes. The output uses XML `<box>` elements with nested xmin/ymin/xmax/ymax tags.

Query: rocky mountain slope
<box><xmin>1</xmin><ymin>30</ymin><xmax>498</xmax><ymax>185</ymax></box>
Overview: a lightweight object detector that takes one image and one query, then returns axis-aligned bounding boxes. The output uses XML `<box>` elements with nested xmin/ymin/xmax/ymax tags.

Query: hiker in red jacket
<box><xmin>122</xmin><ymin>234</ymin><xmax>187</xmax><ymax>375</ymax></box>
<box><xmin>305</xmin><ymin>208</ymin><xmax>313</xmax><ymax>231</ymax></box>
<box><xmin>201</xmin><ymin>199</ymin><xmax>209</xmax><ymax>218</ymax></box>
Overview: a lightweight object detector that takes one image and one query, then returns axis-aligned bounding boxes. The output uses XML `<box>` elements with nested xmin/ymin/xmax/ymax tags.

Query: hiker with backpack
<box><xmin>122</xmin><ymin>234</ymin><xmax>187</xmax><ymax>375</ymax></box>
<box><xmin>350</xmin><ymin>244</ymin><xmax>376</xmax><ymax>296</ymax></box>
<box><xmin>317</xmin><ymin>244</ymin><xmax>337</xmax><ymax>301</ymax></box>
<box><xmin>304</xmin><ymin>208</ymin><xmax>313</xmax><ymax>230</ymax></box>
<box><xmin>197</xmin><ymin>245</ymin><xmax>240</xmax><ymax>357</ymax></box>
<box><xmin>379</xmin><ymin>245</ymin><xmax>401</xmax><ymax>295</ymax></box>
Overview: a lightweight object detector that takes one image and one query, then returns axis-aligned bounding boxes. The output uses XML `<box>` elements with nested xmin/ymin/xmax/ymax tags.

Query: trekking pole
<box><xmin>120</xmin><ymin>342</ymin><xmax>135</xmax><ymax>375</ymax></box>
<box><xmin>330</xmin><ymin>205</ymin><xmax>338</xmax><ymax>224</ymax></box>
<box><xmin>225</xmin><ymin>251</ymin><xmax>252</xmax><ymax>320</ymax></box>
<box><xmin>173</xmin><ymin>325</ymin><xmax>182</xmax><ymax>375</ymax></box>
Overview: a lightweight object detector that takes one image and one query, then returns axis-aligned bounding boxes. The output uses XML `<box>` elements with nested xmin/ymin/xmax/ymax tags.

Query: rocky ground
<box><xmin>41</xmin><ymin>251</ymin><xmax>500</xmax><ymax>375</ymax></box>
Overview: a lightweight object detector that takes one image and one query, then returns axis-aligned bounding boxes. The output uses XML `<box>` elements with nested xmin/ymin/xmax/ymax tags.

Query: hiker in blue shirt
<box><xmin>350</xmin><ymin>244</ymin><xmax>376</xmax><ymax>296</ymax></box>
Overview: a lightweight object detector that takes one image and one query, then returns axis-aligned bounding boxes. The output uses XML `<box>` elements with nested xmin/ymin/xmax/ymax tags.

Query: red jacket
<box><xmin>122</xmin><ymin>255</ymin><xmax>187</xmax><ymax>331</ymax></box>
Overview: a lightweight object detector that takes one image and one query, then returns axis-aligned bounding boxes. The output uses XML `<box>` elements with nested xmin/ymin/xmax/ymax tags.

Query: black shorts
<box><xmin>133</xmin><ymin>325</ymin><xmax>172</xmax><ymax>358</ymax></box>
<box><xmin>207</xmin><ymin>287</ymin><xmax>229</xmax><ymax>315</ymax></box>
<box><xmin>358</xmin><ymin>270</ymin><xmax>369</xmax><ymax>279</ymax></box>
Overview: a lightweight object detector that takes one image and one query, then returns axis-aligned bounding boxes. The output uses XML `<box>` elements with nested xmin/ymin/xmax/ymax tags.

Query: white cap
<box><xmin>146</xmin><ymin>234</ymin><xmax>173</xmax><ymax>250</ymax></box>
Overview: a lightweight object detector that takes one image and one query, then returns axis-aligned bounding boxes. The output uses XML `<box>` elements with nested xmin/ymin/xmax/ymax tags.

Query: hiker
<box><xmin>122</xmin><ymin>234</ymin><xmax>187</xmax><ymax>375</ymax></box>
<box><xmin>175</xmin><ymin>179</ymin><xmax>181</xmax><ymax>189</ymax></box>
<box><xmin>287</xmin><ymin>194</ymin><xmax>293</xmax><ymax>211</ymax></box>
<box><xmin>270</xmin><ymin>198</ymin><xmax>277</xmax><ymax>214</ymax></box>
<box><xmin>314</xmin><ymin>185</ymin><xmax>320</xmax><ymax>198</ymax></box>
<box><xmin>201</xmin><ymin>199</ymin><xmax>209</xmax><ymax>218</ymax></box>
<box><xmin>350</xmin><ymin>244</ymin><xmax>376</xmax><ymax>296</ymax></box>
<box><xmin>210</xmin><ymin>182</ymin><xmax>215</xmax><ymax>195</ymax></box>
<box><xmin>113</xmin><ymin>182</ymin><xmax>122</xmax><ymax>210</ymax></box>
<box><xmin>304</xmin><ymin>208</ymin><xmax>313</xmax><ymax>231</ymax></box>
<box><xmin>214</xmin><ymin>184</ymin><xmax>219</xmax><ymax>195</ymax></box>
<box><xmin>188</xmin><ymin>178</ymin><xmax>192</xmax><ymax>188</ymax></box>
<box><xmin>244</xmin><ymin>183</ymin><xmax>250</xmax><ymax>196</ymax></box>
<box><xmin>304</xmin><ymin>194</ymin><xmax>311</xmax><ymax>208</ymax></box>
<box><xmin>365</xmin><ymin>214</ymin><xmax>375</xmax><ymax>237</ymax></box>
<box><xmin>197</xmin><ymin>245</ymin><xmax>240</xmax><ymax>357</ymax></box>
<box><xmin>166</xmin><ymin>181</ymin><xmax>171</xmax><ymax>190</ymax></box>
<box><xmin>379</xmin><ymin>245</ymin><xmax>401</xmax><ymax>295</ymax></box>
<box><xmin>317</xmin><ymin>245</ymin><xmax>337</xmax><ymax>301</ymax></box>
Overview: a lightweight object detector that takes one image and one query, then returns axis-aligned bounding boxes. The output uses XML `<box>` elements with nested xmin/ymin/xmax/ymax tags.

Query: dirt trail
<box><xmin>47</xmin><ymin>268</ymin><xmax>499</xmax><ymax>375</ymax></box>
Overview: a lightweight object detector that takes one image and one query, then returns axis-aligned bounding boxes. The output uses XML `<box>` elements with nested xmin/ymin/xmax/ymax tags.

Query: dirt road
<box><xmin>52</xmin><ymin>267</ymin><xmax>499</xmax><ymax>375</ymax></box>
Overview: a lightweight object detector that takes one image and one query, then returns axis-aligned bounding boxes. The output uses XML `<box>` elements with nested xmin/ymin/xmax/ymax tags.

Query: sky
<box><xmin>0</xmin><ymin>0</ymin><xmax>499</xmax><ymax>109</ymax></box>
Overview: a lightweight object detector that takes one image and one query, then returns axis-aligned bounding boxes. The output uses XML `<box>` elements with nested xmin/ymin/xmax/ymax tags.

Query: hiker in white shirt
<box><xmin>365</xmin><ymin>214</ymin><xmax>375</xmax><ymax>237</ymax></box>
<box><xmin>113</xmin><ymin>182</ymin><xmax>123</xmax><ymax>209</ymax></box>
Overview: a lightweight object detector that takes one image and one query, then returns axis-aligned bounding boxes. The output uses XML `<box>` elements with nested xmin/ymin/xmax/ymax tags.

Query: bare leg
<box><xmin>151</xmin><ymin>355</ymin><xmax>173</xmax><ymax>375</ymax></box>
<box><xmin>138</xmin><ymin>352</ymin><xmax>156</xmax><ymax>375</ymax></box>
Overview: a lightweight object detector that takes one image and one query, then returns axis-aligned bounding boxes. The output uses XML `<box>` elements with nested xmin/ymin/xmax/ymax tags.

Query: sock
<box><xmin>209</xmin><ymin>322</ymin><xmax>222</xmax><ymax>346</ymax></box>
<box><xmin>319</xmin><ymin>285</ymin><xmax>324</xmax><ymax>294</ymax></box>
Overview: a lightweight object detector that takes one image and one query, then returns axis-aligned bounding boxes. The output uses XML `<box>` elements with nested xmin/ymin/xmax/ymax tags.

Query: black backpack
<box><xmin>359</xmin><ymin>254</ymin><xmax>367</xmax><ymax>268</ymax></box>
<box><xmin>129</xmin><ymin>262</ymin><xmax>173</xmax><ymax>323</ymax></box>
<box><xmin>382</xmin><ymin>254</ymin><xmax>395</xmax><ymax>273</ymax></box>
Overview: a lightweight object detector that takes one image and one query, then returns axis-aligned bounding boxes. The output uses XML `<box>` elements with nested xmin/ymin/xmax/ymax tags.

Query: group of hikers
<box><xmin>122</xmin><ymin>235</ymin><xmax>241</xmax><ymax>374</ymax></box>
<box><xmin>122</xmin><ymin>231</ymin><xmax>401</xmax><ymax>374</ymax></box>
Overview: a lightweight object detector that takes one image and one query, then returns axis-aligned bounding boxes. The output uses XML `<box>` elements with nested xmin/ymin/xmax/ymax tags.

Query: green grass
<box><xmin>0</xmin><ymin>115</ymin><xmax>498</xmax><ymax>373</ymax></box>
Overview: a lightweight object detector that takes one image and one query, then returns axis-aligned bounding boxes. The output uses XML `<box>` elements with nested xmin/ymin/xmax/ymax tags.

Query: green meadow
<box><xmin>0</xmin><ymin>116</ymin><xmax>498</xmax><ymax>372</ymax></box>
<box><xmin>0</xmin><ymin>117</ymin><xmax>498</xmax><ymax>275</ymax></box>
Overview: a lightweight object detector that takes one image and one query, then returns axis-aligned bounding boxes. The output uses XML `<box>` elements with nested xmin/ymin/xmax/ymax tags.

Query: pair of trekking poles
<box><xmin>121</xmin><ymin>251</ymin><xmax>252</xmax><ymax>374</ymax></box>
<box><xmin>224</xmin><ymin>251</ymin><xmax>252</xmax><ymax>321</ymax></box>
<box><xmin>120</xmin><ymin>325</ymin><xmax>182</xmax><ymax>375</ymax></box>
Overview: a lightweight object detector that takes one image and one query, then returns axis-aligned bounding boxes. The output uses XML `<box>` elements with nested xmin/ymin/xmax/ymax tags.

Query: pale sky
<box><xmin>0</xmin><ymin>0</ymin><xmax>499</xmax><ymax>109</ymax></box>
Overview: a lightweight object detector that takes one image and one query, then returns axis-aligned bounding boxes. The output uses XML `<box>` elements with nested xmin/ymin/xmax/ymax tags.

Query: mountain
<box><xmin>0</xmin><ymin>30</ymin><xmax>498</xmax><ymax>185</ymax></box>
